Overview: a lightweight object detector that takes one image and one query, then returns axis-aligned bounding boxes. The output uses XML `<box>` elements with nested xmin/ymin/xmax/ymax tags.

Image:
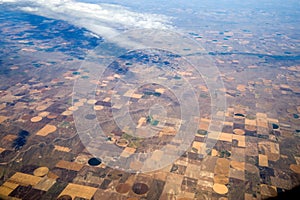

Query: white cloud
<box><xmin>20</xmin><ymin>6</ymin><xmax>39</xmax><ymax>12</ymax></box>
<box><xmin>0</xmin><ymin>0</ymin><xmax>172</xmax><ymax>46</ymax></box>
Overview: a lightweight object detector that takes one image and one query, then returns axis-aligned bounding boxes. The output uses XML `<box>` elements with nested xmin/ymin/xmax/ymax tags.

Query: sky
<box><xmin>0</xmin><ymin>0</ymin><xmax>173</xmax><ymax>43</ymax></box>
<box><xmin>1</xmin><ymin>0</ymin><xmax>300</xmax><ymax>36</ymax></box>
<box><xmin>0</xmin><ymin>0</ymin><xmax>299</xmax><ymax>51</ymax></box>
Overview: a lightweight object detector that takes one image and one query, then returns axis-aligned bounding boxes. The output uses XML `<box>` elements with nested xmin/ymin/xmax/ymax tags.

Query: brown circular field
<box><xmin>79</xmin><ymin>98</ymin><xmax>87</xmax><ymax>103</ymax></box>
<box><xmin>245</xmin><ymin>163</ymin><xmax>259</xmax><ymax>174</ymax></box>
<box><xmin>213</xmin><ymin>183</ymin><xmax>228</xmax><ymax>194</ymax></box>
<box><xmin>74</xmin><ymin>101</ymin><xmax>84</xmax><ymax>107</ymax></box>
<box><xmin>233</xmin><ymin>129</ymin><xmax>245</xmax><ymax>135</ymax></box>
<box><xmin>38</xmin><ymin>111</ymin><xmax>50</xmax><ymax>117</ymax></box>
<box><xmin>62</xmin><ymin>110</ymin><xmax>73</xmax><ymax>116</ymax></box>
<box><xmin>36</xmin><ymin>105</ymin><xmax>48</xmax><ymax>111</ymax></box>
<box><xmin>30</xmin><ymin>116</ymin><xmax>42</xmax><ymax>123</ymax></box>
<box><xmin>47</xmin><ymin>114</ymin><xmax>58</xmax><ymax>119</ymax></box>
<box><xmin>33</xmin><ymin>166</ymin><xmax>49</xmax><ymax>177</ymax></box>
<box><xmin>132</xmin><ymin>183</ymin><xmax>149</xmax><ymax>195</ymax></box>
<box><xmin>87</xmin><ymin>99</ymin><xmax>97</xmax><ymax>104</ymax></box>
<box><xmin>68</xmin><ymin>106</ymin><xmax>78</xmax><ymax>111</ymax></box>
<box><xmin>94</xmin><ymin>105</ymin><xmax>104</xmax><ymax>111</ymax></box>
<box><xmin>116</xmin><ymin>183</ymin><xmax>131</xmax><ymax>194</ymax></box>
<box><xmin>116</xmin><ymin>139</ymin><xmax>129</xmax><ymax>147</ymax></box>
<box><xmin>245</xmin><ymin>125</ymin><xmax>256</xmax><ymax>131</ymax></box>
